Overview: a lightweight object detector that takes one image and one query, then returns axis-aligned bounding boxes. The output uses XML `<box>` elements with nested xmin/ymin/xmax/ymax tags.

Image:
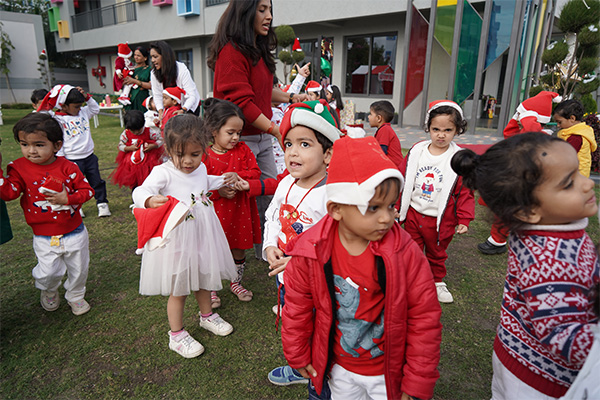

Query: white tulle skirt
<box><xmin>139</xmin><ymin>202</ymin><xmax>237</xmax><ymax>296</ymax></box>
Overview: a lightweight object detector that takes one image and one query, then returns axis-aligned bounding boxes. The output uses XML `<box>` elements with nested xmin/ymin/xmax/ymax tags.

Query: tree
<box><xmin>275</xmin><ymin>25</ymin><xmax>304</xmax><ymax>84</ymax></box>
<box><xmin>0</xmin><ymin>22</ymin><xmax>16</xmax><ymax>102</ymax></box>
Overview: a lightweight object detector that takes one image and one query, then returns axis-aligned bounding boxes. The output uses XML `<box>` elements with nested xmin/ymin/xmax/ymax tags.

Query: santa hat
<box><xmin>515</xmin><ymin>90</ymin><xmax>562</xmax><ymax>124</ymax></box>
<box><xmin>326</xmin><ymin>85</ymin><xmax>333</xmax><ymax>94</ymax></box>
<box><xmin>163</xmin><ymin>87</ymin><xmax>186</xmax><ymax>104</ymax></box>
<box><xmin>133</xmin><ymin>196</ymin><xmax>190</xmax><ymax>254</ymax></box>
<box><xmin>305</xmin><ymin>80</ymin><xmax>322</xmax><ymax>93</ymax></box>
<box><xmin>36</xmin><ymin>84</ymin><xmax>74</xmax><ymax>112</ymax></box>
<box><xmin>292</xmin><ymin>38</ymin><xmax>302</xmax><ymax>52</ymax></box>
<box><xmin>281</xmin><ymin>84</ymin><xmax>291</xmax><ymax>93</ymax></box>
<box><xmin>425</xmin><ymin>172</ymin><xmax>434</xmax><ymax>179</ymax></box>
<box><xmin>117</xmin><ymin>43</ymin><xmax>132</xmax><ymax>58</ymax></box>
<box><xmin>280</xmin><ymin>99</ymin><xmax>341</xmax><ymax>144</ymax></box>
<box><xmin>131</xmin><ymin>146</ymin><xmax>145</xmax><ymax>164</ymax></box>
<box><xmin>326</xmin><ymin>136</ymin><xmax>404</xmax><ymax>215</ymax></box>
<box><xmin>142</xmin><ymin>96</ymin><xmax>152</xmax><ymax>110</ymax></box>
<box><xmin>425</xmin><ymin>100</ymin><xmax>464</xmax><ymax>126</ymax></box>
<box><xmin>38</xmin><ymin>175</ymin><xmax>71</xmax><ymax>211</ymax></box>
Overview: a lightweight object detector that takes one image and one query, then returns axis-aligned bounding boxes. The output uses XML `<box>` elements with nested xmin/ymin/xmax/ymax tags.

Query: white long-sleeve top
<box><xmin>55</xmin><ymin>97</ymin><xmax>100</xmax><ymax>160</ymax></box>
<box><xmin>151</xmin><ymin>61</ymin><xmax>200</xmax><ymax>113</ymax></box>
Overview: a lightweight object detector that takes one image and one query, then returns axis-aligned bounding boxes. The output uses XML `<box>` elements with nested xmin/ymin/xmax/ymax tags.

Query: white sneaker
<box><xmin>435</xmin><ymin>282</ymin><xmax>454</xmax><ymax>303</ymax></box>
<box><xmin>272</xmin><ymin>304</ymin><xmax>282</xmax><ymax>315</ymax></box>
<box><xmin>68</xmin><ymin>299</ymin><xmax>91</xmax><ymax>315</ymax></box>
<box><xmin>168</xmin><ymin>330</ymin><xmax>204</xmax><ymax>358</ymax></box>
<box><xmin>97</xmin><ymin>203</ymin><xmax>111</xmax><ymax>217</ymax></box>
<box><xmin>40</xmin><ymin>290</ymin><xmax>60</xmax><ymax>311</ymax></box>
<box><xmin>79</xmin><ymin>208</ymin><xmax>85</xmax><ymax>218</ymax></box>
<box><xmin>199</xmin><ymin>312</ymin><xmax>233</xmax><ymax>336</ymax></box>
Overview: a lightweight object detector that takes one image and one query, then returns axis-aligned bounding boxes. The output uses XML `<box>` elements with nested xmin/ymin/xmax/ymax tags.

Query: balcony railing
<box><xmin>205</xmin><ymin>0</ymin><xmax>228</xmax><ymax>6</ymax></box>
<box><xmin>72</xmin><ymin>1</ymin><xmax>136</xmax><ymax>33</ymax></box>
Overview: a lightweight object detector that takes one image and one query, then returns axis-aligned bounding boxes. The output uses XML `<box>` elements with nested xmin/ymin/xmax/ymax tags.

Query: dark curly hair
<box><xmin>202</xmin><ymin>97</ymin><xmax>245</xmax><ymax>138</ymax></box>
<box><xmin>164</xmin><ymin>114</ymin><xmax>210</xmax><ymax>162</ymax></box>
<box><xmin>451</xmin><ymin>132</ymin><xmax>564</xmax><ymax>232</ymax></box>
<box><xmin>425</xmin><ymin>105</ymin><xmax>467</xmax><ymax>135</ymax></box>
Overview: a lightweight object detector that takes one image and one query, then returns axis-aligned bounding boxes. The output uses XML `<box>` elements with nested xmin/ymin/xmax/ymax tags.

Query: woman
<box><xmin>123</xmin><ymin>46</ymin><xmax>152</xmax><ymax>112</ymax></box>
<box><xmin>150</xmin><ymin>41</ymin><xmax>201</xmax><ymax>117</ymax></box>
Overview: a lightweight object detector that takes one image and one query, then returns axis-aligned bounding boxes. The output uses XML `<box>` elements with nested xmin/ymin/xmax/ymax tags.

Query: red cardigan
<box><xmin>282</xmin><ymin>215</ymin><xmax>442</xmax><ymax>400</ymax></box>
<box><xmin>213</xmin><ymin>42</ymin><xmax>273</xmax><ymax>136</ymax></box>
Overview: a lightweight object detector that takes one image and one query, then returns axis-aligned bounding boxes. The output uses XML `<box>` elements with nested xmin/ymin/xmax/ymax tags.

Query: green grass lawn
<box><xmin>1</xmin><ymin>108</ymin><xmax>598</xmax><ymax>399</ymax></box>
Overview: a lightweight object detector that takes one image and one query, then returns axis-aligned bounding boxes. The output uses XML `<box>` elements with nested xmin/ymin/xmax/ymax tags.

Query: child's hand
<box><xmin>125</xmin><ymin>143</ymin><xmax>140</xmax><ymax>152</ymax></box>
<box><xmin>456</xmin><ymin>224</ymin><xmax>468</xmax><ymax>234</ymax></box>
<box><xmin>297</xmin><ymin>364</ymin><xmax>317</xmax><ymax>379</ymax></box>
<box><xmin>297</xmin><ymin>62</ymin><xmax>311</xmax><ymax>78</ymax></box>
<box><xmin>234</xmin><ymin>178</ymin><xmax>250</xmax><ymax>191</ymax></box>
<box><xmin>44</xmin><ymin>187</ymin><xmax>68</xmax><ymax>205</ymax></box>
<box><xmin>265</xmin><ymin>246</ymin><xmax>283</xmax><ymax>265</ymax></box>
<box><xmin>268</xmin><ymin>256</ymin><xmax>291</xmax><ymax>277</ymax></box>
<box><xmin>144</xmin><ymin>143</ymin><xmax>157</xmax><ymax>151</ymax></box>
<box><xmin>145</xmin><ymin>195</ymin><xmax>168</xmax><ymax>209</ymax></box>
<box><xmin>154</xmin><ymin>117</ymin><xmax>160</xmax><ymax>127</ymax></box>
<box><xmin>218</xmin><ymin>186</ymin><xmax>236</xmax><ymax>199</ymax></box>
<box><xmin>222</xmin><ymin>172</ymin><xmax>239</xmax><ymax>186</ymax></box>
<box><xmin>75</xmin><ymin>86</ymin><xmax>86</xmax><ymax>96</ymax></box>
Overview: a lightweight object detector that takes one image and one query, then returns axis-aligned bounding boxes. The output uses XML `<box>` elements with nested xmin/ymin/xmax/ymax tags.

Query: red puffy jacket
<box><xmin>282</xmin><ymin>215</ymin><xmax>442</xmax><ymax>399</ymax></box>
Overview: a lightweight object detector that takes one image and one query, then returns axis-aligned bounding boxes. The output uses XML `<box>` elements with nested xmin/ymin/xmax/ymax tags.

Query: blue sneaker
<box><xmin>268</xmin><ymin>365</ymin><xmax>309</xmax><ymax>386</ymax></box>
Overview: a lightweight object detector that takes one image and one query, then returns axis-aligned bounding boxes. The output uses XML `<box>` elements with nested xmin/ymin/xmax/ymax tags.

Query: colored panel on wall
<box><xmin>405</xmin><ymin>5</ymin><xmax>428</xmax><ymax>106</ymax></box>
<box><xmin>453</xmin><ymin>0</ymin><xmax>482</xmax><ymax>104</ymax></box>
<box><xmin>48</xmin><ymin>7</ymin><xmax>60</xmax><ymax>32</ymax></box>
<box><xmin>485</xmin><ymin>0</ymin><xmax>516</xmax><ymax>69</ymax></box>
<box><xmin>434</xmin><ymin>1</ymin><xmax>457</xmax><ymax>55</ymax></box>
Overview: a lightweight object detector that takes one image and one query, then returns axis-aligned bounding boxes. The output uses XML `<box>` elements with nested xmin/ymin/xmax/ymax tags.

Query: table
<box><xmin>94</xmin><ymin>105</ymin><xmax>124</xmax><ymax>128</ymax></box>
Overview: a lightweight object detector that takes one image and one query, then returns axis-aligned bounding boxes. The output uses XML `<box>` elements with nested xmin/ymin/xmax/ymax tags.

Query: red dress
<box><xmin>203</xmin><ymin>142</ymin><xmax>262</xmax><ymax>249</ymax></box>
<box><xmin>110</xmin><ymin>127</ymin><xmax>163</xmax><ymax>189</ymax></box>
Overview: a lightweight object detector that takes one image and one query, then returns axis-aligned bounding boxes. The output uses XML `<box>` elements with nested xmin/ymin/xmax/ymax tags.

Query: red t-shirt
<box><xmin>375</xmin><ymin>123</ymin><xmax>403</xmax><ymax>169</ymax></box>
<box><xmin>331</xmin><ymin>230</ymin><xmax>385</xmax><ymax>376</ymax></box>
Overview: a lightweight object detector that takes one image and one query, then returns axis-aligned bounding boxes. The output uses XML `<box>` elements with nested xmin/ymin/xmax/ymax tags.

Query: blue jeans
<box><xmin>308</xmin><ymin>377</ymin><xmax>331</xmax><ymax>400</ymax></box>
<box><xmin>276</xmin><ymin>274</ymin><xmax>286</xmax><ymax>307</ymax></box>
<box><xmin>71</xmin><ymin>153</ymin><xmax>107</xmax><ymax>205</ymax></box>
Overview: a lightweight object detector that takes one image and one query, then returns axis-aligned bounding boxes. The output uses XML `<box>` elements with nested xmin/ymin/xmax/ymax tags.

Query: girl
<box><xmin>110</xmin><ymin>110</ymin><xmax>162</xmax><ymax>190</ymax></box>
<box><xmin>323</xmin><ymin>84</ymin><xmax>343</xmax><ymax>121</ymax></box>
<box><xmin>398</xmin><ymin>100</ymin><xmax>475</xmax><ymax>304</ymax></box>
<box><xmin>132</xmin><ymin>114</ymin><xmax>238</xmax><ymax>359</ymax></box>
<box><xmin>452</xmin><ymin>132</ymin><xmax>599</xmax><ymax>399</ymax></box>
<box><xmin>202</xmin><ymin>98</ymin><xmax>262</xmax><ymax>305</ymax></box>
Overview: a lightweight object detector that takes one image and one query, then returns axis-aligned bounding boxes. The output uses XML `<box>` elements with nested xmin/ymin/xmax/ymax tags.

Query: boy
<box><xmin>368</xmin><ymin>100</ymin><xmax>403</xmax><ymax>169</ymax></box>
<box><xmin>38</xmin><ymin>84</ymin><xmax>110</xmax><ymax>217</ymax></box>
<box><xmin>31</xmin><ymin>88</ymin><xmax>49</xmax><ymax>112</ymax></box>
<box><xmin>553</xmin><ymin>99</ymin><xmax>597</xmax><ymax>177</ymax></box>
<box><xmin>0</xmin><ymin>113</ymin><xmax>94</xmax><ymax>315</ymax></box>
<box><xmin>281</xmin><ymin>136</ymin><xmax>442</xmax><ymax>400</ymax></box>
<box><xmin>261</xmin><ymin>100</ymin><xmax>340</xmax><ymax>390</ymax></box>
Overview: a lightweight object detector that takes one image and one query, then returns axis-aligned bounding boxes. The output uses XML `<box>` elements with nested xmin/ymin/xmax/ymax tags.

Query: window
<box><xmin>345</xmin><ymin>33</ymin><xmax>397</xmax><ymax>96</ymax></box>
<box><xmin>176</xmin><ymin>49</ymin><xmax>193</xmax><ymax>78</ymax></box>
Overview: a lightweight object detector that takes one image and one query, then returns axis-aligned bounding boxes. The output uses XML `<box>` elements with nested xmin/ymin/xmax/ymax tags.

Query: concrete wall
<box><xmin>0</xmin><ymin>11</ymin><xmax>46</xmax><ymax>104</ymax></box>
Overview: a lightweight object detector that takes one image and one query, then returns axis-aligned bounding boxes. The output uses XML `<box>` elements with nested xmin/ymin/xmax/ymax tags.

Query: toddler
<box><xmin>453</xmin><ymin>132</ymin><xmax>599</xmax><ymax>399</ymax></box>
<box><xmin>160</xmin><ymin>86</ymin><xmax>185</xmax><ymax>134</ymax></box>
<box><xmin>368</xmin><ymin>100</ymin><xmax>403</xmax><ymax>169</ymax></box>
<box><xmin>323</xmin><ymin>84</ymin><xmax>343</xmax><ymax>121</ymax></box>
<box><xmin>305</xmin><ymin>80</ymin><xmax>322</xmax><ymax>101</ymax></box>
<box><xmin>31</xmin><ymin>88</ymin><xmax>49</xmax><ymax>112</ymax></box>
<box><xmin>0</xmin><ymin>113</ymin><xmax>94</xmax><ymax>315</ymax></box>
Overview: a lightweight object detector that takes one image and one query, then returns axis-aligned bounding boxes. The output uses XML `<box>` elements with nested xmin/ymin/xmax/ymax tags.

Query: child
<box><xmin>110</xmin><ymin>110</ymin><xmax>163</xmax><ymax>190</ymax></box>
<box><xmin>38</xmin><ymin>84</ymin><xmax>110</xmax><ymax>217</ymax></box>
<box><xmin>31</xmin><ymin>88</ymin><xmax>49</xmax><ymax>112</ymax></box>
<box><xmin>323</xmin><ymin>84</ymin><xmax>343</xmax><ymax>121</ymax></box>
<box><xmin>368</xmin><ymin>100</ymin><xmax>403</xmax><ymax>169</ymax></box>
<box><xmin>261</xmin><ymin>99</ymin><xmax>341</xmax><ymax>388</ymax></box>
<box><xmin>281</xmin><ymin>135</ymin><xmax>442</xmax><ymax>400</ymax></box>
<box><xmin>0</xmin><ymin>113</ymin><xmax>94</xmax><ymax>315</ymax></box>
<box><xmin>553</xmin><ymin>99</ymin><xmax>597</xmax><ymax>177</ymax></box>
<box><xmin>132</xmin><ymin>114</ymin><xmax>238</xmax><ymax>359</ymax></box>
<box><xmin>202</xmin><ymin>98</ymin><xmax>262</xmax><ymax>305</ymax></box>
<box><xmin>452</xmin><ymin>132</ymin><xmax>599</xmax><ymax>399</ymax></box>
<box><xmin>142</xmin><ymin>96</ymin><xmax>159</xmax><ymax>131</ymax></box>
<box><xmin>398</xmin><ymin>100</ymin><xmax>474</xmax><ymax>304</ymax></box>
<box><xmin>305</xmin><ymin>80</ymin><xmax>322</xmax><ymax>101</ymax></box>
<box><xmin>160</xmin><ymin>87</ymin><xmax>184</xmax><ymax>134</ymax></box>
<box><xmin>113</xmin><ymin>42</ymin><xmax>134</xmax><ymax>106</ymax></box>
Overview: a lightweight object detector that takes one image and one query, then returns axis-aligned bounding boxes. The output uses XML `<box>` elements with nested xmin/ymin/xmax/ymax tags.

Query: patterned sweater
<box><xmin>494</xmin><ymin>218</ymin><xmax>599</xmax><ymax>398</ymax></box>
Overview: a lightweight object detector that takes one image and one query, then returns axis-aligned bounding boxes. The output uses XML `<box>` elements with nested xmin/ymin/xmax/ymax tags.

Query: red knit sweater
<box><xmin>213</xmin><ymin>42</ymin><xmax>273</xmax><ymax>136</ymax></box>
<box><xmin>0</xmin><ymin>157</ymin><xmax>94</xmax><ymax>236</ymax></box>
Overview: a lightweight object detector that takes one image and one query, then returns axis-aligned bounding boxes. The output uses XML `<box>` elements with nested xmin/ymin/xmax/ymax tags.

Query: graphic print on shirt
<box><xmin>334</xmin><ymin>275</ymin><xmax>384</xmax><ymax>358</ymax></box>
<box><xmin>278</xmin><ymin>203</ymin><xmax>313</xmax><ymax>244</ymax></box>
<box><xmin>61</xmin><ymin>119</ymin><xmax>89</xmax><ymax>140</ymax></box>
<box><xmin>415</xmin><ymin>166</ymin><xmax>443</xmax><ymax>203</ymax></box>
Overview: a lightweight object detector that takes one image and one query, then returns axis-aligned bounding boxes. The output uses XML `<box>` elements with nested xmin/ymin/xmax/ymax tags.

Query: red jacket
<box><xmin>282</xmin><ymin>215</ymin><xmax>442</xmax><ymax>400</ymax></box>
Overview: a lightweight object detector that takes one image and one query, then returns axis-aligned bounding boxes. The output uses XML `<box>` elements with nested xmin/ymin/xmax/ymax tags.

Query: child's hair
<box><xmin>326</xmin><ymin>85</ymin><xmax>344</xmax><ymax>110</ymax></box>
<box><xmin>31</xmin><ymin>88</ymin><xmax>48</xmax><ymax>104</ymax></box>
<box><xmin>425</xmin><ymin>105</ymin><xmax>467</xmax><ymax>135</ymax></box>
<box><xmin>374</xmin><ymin>177</ymin><xmax>401</xmax><ymax>200</ymax></box>
<box><xmin>124</xmin><ymin>110</ymin><xmax>145</xmax><ymax>131</ymax></box>
<box><xmin>451</xmin><ymin>132</ymin><xmax>564</xmax><ymax>231</ymax></box>
<box><xmin>370</xmin><ymin>100</ymin><xmax>395</xmax><ymax>123</ymax></box>
<box><xmin>202</xmin><ymin>97</ymin><xmax>245</xmax><ymax>137</ymax></box>
<box><xmin>13</xmin><ymin>112</ymin><xmax>63</xmax><ymax>144</ymax></box>
<box><xmin>164</xmin><ymin>114</ymin><xmax>210</xmax><ymax>160</ymax></box>
<box><xmin>313</xmin><ymin>130</ymin><xmax>335</xmax><ymax>153</ymax></box>
<box><xmin>553</xmin><ymin>99</ymin><xmax>584</xmax><ymax>121</ymax></box>
<box><xmin>64</xmin><ymin>88</ymin><xmax>86</xmax><ymax>106</ymax></box>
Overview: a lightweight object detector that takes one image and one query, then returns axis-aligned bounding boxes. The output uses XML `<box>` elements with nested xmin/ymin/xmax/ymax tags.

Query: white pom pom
<box><xmin>553</xmin><ymin>95</ymin><xmax>562</xmax><ymax>103</ymax></box>
<box><xmin>314</xmin><ymin>103</ymin><xmax>324</xmax><ymax>114</ymax></box>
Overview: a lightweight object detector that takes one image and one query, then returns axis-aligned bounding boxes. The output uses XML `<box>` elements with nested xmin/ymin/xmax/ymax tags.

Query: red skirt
<box><xmin>110</xmin><ymin>148</ymin><xmax>163</xmax><ymax>189</ymax></box>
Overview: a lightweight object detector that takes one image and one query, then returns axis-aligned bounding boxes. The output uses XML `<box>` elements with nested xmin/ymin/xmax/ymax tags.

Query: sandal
<box><xmin>211</xmin><ymin>291</ymin><xmax>221</xmax><ymax>308</ymax></box>
<box><xmin>230</xmin><ymin>282</ymin><xmax>253</xmax><ymax>302</ymax></box>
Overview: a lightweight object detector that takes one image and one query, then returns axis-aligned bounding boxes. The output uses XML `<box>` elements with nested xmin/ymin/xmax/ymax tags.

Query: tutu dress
<box><xmin>132</xmin><ymin>160</ymin><xmax>237</xmax><ymax>296</ymax></box>
<box><xmin>110</xmin><ymin>127</ymin><xmax>163</xmax><ymax>189</ymax></box>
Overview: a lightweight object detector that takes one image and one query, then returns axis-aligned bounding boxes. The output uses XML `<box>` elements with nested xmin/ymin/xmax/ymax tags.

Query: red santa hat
<box><xmin>305</xmin><ymin>80</ymin><xmax>322</xmax><ymax>93</ymax></box>
<box><xmin>281</xmin><ymin>84</ymin><xmax>291</xmax><ymax>93</ymax></box>
<box><xmin>292</xmin><ymin>38</ymin><xmax>302</xmax><ymax>52</ymax></box>
<box><xmin>133</xmin><ymin>196</ymin><xmax>190</xmax><ymax>254</ymax></box>
<box><xmin>163</xmin><ymin>87</ymin><xmax>186</xmax><ymax>104</ymax></box>
<box><xmin>280</xmin><ymin>100</ymin><xmax>341</xmax><ymax>144</ymax></box>
<box><xmin>425</xmin><ymin>100</ymin><xmax>464</xmax><ymax>126</ymax></box>
<box><xmin>142</xmin><ymin>96</ymin><xmax>152</xmax><ymax>110</ymax></box>
<box><xmin>131</xmin><ymin>146</ymin><xmax>145</xmax><ymax>164</ymax></box>
<box><xmin>515</xmin><ymin>90</ymin><xmax>562</xmax><ymax>125</ymax></box>
<box><xmin>425</xmin><ymin>172</ymin><xmax>434</xmax><ymax>179</ymax></box>
<box><xmin>36</xmin><ymin>84</ymin><xmax>75</xmax><ymax>112</ymax></box>
<box><xmin>326</xmin><ymin>136</ymin><xmax>404</xmax><ymax>215</ymax></box>
<box><xmin>117</xmin><ymin>43</ymin><xmax>132</xmax><ymax>58</ymax></box>
<box><xmin>326</xmin><ymin>85</ymin><xmax>333</xmax><ymax>94</ymax></box>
